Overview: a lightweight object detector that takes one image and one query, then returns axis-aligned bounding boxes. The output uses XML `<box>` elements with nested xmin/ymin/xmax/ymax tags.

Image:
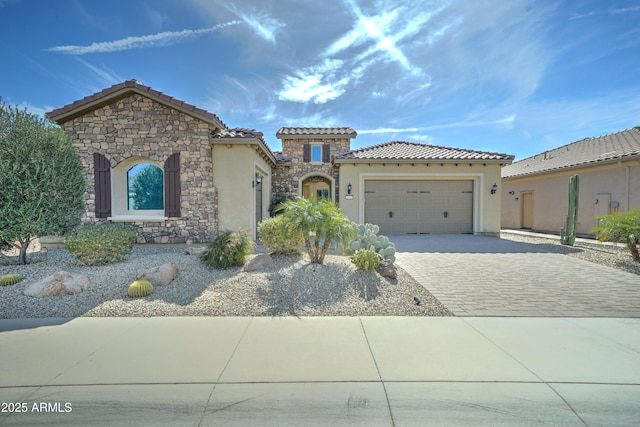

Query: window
<box><xmin>311</xmin><ymin>145</ymin><xmax>322</xmax><ymax>162</ymax></box>
<box><xmin>127</xmin><ymin>163</ymin><xmax>164</xmax><ymax>210</ymax></box>
<box><xmin>316</xmin><ymin>189</ymin><xmax>329</xmax><ymax>199</ymax></box>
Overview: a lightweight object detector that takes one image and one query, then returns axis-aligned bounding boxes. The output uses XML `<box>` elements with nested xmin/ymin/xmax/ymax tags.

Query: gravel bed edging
<box><xmin>0</xmin><ymin>245</ymin><xmax>453</xmax><ymax>319</ymax></box>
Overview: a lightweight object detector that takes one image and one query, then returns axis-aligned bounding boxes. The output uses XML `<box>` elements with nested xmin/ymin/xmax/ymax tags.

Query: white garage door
<box><xmin>364</xmin><ymin>180</ymin><xmax>473</xmax><ymax>234</ymax></box>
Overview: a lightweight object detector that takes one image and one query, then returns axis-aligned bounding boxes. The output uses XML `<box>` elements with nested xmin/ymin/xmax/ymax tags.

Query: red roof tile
<box><xmin>335</xmin><ymin>141</ymin><xmax>514</xmax><ymax>162</ymax></box>
<box><xmin>276</xmin><ymin>127</ymin><xmax>357</xmax><ymax>138</ymax></box>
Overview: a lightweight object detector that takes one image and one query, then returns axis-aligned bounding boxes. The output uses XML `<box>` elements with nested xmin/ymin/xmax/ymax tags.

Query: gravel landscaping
<box><xmin>0</xmin><ymin>243</ymin><xmax>452</xmax><ymax>319</ymax></box>
<box><xmin>500</xmin><ymin>231</ymin><xmax>640</xmax><ymax>276</ymax></box>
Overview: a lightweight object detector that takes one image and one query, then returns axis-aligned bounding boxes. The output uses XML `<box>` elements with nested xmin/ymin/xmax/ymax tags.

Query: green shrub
<box><xmin>351</xmin><ymin>249</ymin><xmax>381</xmax><ymax>272</ymax></box>
<box><xmin>200</xmin><ymin>230</ymin><xmax>254</xmax><ymax>269</ymax></box>
<box><xmin>127</xmin><ymin>280</ymin><xmax>153</xmax><ymax>298</ymax></box>
<box><xmin>258</xmin><ymin>216</ymin><xmax>303</xmax><ymax>255</ymax></box>
<box><xmin>0</xmin><ymin>273</ymin><xmax>23</xmax><ymax>286</ymax></box>
<box><xmin>277</xmin><ymin>197</ymin><xmax>354</xmax><ymax>264</ymax></box>
<box><xmin>66</xmin><ymin>224</ymin><xmax>138</xmax><ymax>266</ymax></box>
<box><xmin>592</xmin><ymin>209</ymin><xmax>640</xmax><ymax>262</ymax></box>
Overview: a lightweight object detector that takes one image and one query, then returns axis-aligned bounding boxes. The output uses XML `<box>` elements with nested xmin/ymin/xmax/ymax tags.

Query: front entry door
<box><xmin>521</xmin><ymin>192</ymin><xmax>534</xmax><ymax>229</ymax></box>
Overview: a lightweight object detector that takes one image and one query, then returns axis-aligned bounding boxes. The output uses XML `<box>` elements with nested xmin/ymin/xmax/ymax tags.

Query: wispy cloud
<box><xmin>227</xmin><ymin>5</ymin><xmax>285</xmax><ymax>44</ymax></box>
<box><xmin>46</xmin><ymin>21</ymin><xmax>240</xmax><ymax>55</ymax></box>
<box><xmin>278</xmin><ymin>0</ymin><xmax>443</xmax><ymax>104</ymax></box>
<box><xmin>74</xmin><ymin>57</ymin><xmax>124</xmax><ymax>84</ymax></box>
<box><xmin>359</xmin><ymin>115</ymin><xmax>516</xmax><ymax>135</ymax></box>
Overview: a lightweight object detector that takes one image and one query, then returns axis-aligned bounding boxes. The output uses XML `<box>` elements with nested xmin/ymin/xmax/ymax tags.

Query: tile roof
<box><xmin>276</xmin><ymin>127</ymin><xmax>357</xmax><ymax>138</ymax></box>
<box><xmin>502</xmin><ymin>127</ymin><xmax>640</xmax><ymax>179</ymax></box>
<box><xmin>334</xmin><ymin>141</ymin><xmax>514</xmax><ymax>162</ymax></box>
<box><xmin>46</xmin><ymin>79</ymin><xmax>228</xmax><ymax>128</ymax></box>
<box><xmin>211</xmin><ymin>127</ymin><xmax>277</xmax><ymax>165</ymax></box>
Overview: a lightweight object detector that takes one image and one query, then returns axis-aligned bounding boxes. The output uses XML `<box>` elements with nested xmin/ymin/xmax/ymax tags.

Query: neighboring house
<box><xmin>501</xmin><ymin>127</ymin><xmax>640</xmax><ymax>236</ymax></box>
<box><xmin>47</xmin><ymin>80</ymin><xmax>514</xmax><ymax>243</ymax></box>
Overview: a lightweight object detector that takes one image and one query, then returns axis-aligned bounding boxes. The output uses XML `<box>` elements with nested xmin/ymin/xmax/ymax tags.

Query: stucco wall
<box><xmin>212</xmin><ymin>144</ymin><xmax>272</xmax><ymax>239</ymax></box>
<box><xmin>61</xmin><ymin>93</ymin><xmax>217</xmax><ymax>243</ymax></box>
<box><xmin>338</xmin><ymin>162</ymin><xmax>504</xmax><ymax>235</ymax></box>
<box><xmin>501</xmin><ymin>160</ymin><xmax>640</xmax><ymax>235</ymax></box>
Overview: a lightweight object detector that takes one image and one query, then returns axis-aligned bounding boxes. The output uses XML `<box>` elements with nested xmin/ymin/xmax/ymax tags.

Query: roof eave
<box><xmin>334</xmin><ymin>157</ymin><xmax>512</xmax><ymax>164</ymax></box>
<box><xmin>211</xmin><ymin>137</ymin><xmax>277</xmax><ymax>167</ymax></box>
<box><xmin>47</xmin><ymin>86</ymin><xmax>226</xmax><ymax>129</ymax></box>
<box><xmin>502</xmin><ymin>153</ymin><xmax>640</xmax><ymax>180</ymax></box>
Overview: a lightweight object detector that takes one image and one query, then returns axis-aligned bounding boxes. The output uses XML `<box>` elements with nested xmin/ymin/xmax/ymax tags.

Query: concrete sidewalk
<box><xmin>1</xmin><ymin>317</ymin><xmax>639</xmax><ymax>426</ymax></box>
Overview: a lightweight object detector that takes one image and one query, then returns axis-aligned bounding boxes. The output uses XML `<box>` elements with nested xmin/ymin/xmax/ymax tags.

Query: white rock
<box><xmin>136</xmin><ymin>263</ymin><xmax>178</xmax><ymax>286</ymax></box>
<box><xmin>24</xmin><ymin>271</ymin><xmax>91</xmax><ymax>297</ymax></box>
<box><xmin>243</xmin><ymin>254</ymin><xmax>274</xmax><ymax>272</ymax></box>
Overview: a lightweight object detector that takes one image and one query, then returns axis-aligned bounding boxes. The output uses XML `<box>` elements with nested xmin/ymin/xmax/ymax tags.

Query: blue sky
<box><xmin>1</xmin><ymin>0</ymin><xmax>639</xmax><ymax>161</ymax></box>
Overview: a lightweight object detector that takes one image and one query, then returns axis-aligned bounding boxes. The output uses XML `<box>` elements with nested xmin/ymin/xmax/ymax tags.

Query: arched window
<box><xmin>127</xmin><ymin>162</ymin><xmax>164</xmax><ymax>210</ymax></box>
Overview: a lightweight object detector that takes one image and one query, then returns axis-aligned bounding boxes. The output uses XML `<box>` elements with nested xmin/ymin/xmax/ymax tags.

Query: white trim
<box><xmin>298</xmin><ymin>171</ymin><xmax>336</xmax><ymax>203</ymax></box>
<box><xmin>357</xmin><ymin>172</ymin><xmax>483</xmax><ymax>233</ymax></box>
<box><xmin>108</xmin><ymin>215</ymin><xmax>168</xmax><ymax>222</ymax></box>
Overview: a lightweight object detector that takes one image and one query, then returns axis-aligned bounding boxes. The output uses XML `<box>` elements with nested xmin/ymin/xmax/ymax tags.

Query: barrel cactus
<box><xmin>127</xmin><ymin>280</ymin><xmax>154</xmax><ymax>298</ymax></box>
<box><xmin>0</xmin><ymin>274</ymin><xmax>23</xmax><ymax>286</ymax></box>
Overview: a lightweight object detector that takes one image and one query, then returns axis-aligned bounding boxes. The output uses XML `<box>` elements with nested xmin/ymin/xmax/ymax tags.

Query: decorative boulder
<box><xmin>136</xmin><ymin>263</ymin><xmax>178</xmax><ymax>286</ymax></box>
<box><xmin>376</xmin><ymin>259</ymin><xmax>397</xmax><ymax>279</ymax></box>
<box><xmin>242</xmin><ymin>254</ymin><xmax>274</xmax><ymax>272</ymax></box>
<box><xmin>186</xmin><ymin>246</ymin><xmax>206</xmax><ymax>255</ymax></box>
<box><xmin>24</xmin><ymin>271</ymin><xmax>91</xmax><ymax>297</ymax></box>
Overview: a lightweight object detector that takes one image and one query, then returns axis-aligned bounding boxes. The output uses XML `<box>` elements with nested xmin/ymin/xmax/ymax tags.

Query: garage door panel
<box><xmin>365</xmin><ymin>180</ymin><xmax>473</xmax><ymax>235</ymax></box>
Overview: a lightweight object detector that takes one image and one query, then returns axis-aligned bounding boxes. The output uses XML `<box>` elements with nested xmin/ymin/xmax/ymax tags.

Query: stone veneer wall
<box><xmin>272</xmin><ymin>137</ymin><xmax>352</xmax><ymax>204</ymax></box>
<box><xmin>61</xmin><ymin>93</ymin><xmax>217</xmax><ymax>243</ymax></box>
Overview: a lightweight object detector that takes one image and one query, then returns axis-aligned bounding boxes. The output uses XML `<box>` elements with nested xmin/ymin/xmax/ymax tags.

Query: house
<box><xmin>47</xmin><ymin>80</ymin><xmax>514</xmax><ymax>243</ymax></box>
<box><xmin>501</xmin><ymin>127</ymin><xmax>640</xmax><ymax>236</ymax></box>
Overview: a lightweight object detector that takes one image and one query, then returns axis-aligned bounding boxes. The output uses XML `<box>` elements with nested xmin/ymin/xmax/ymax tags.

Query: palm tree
<box><xmin>278</xmin><ymin>197</ymin><xmax>354</xmax><ymax>264</ymax></box>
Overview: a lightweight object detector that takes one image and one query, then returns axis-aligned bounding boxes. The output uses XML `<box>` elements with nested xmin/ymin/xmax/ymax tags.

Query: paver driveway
<box><xmin>393</xmin><ymin>234</ymin><xmax>640</xmax><ymax>317</ymax></box>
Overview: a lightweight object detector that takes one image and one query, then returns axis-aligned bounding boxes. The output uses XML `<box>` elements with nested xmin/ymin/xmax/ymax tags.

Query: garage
<box><xmin>364</xmin><ymin>180</ymin><xmax>473</xmax><ymax>234</ymax></box>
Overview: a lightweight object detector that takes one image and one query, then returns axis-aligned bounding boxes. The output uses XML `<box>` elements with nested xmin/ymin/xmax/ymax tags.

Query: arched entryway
<box><xmin>299</xmin><ymin>172</ymin><xmax>335</xmax><ymax>202</ymax></box>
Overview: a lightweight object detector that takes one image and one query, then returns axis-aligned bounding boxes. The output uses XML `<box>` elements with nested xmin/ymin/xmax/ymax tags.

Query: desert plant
<box><xmin>127</xmin><ymin>280</ymin><xmax>154</xmax><ymax>298</ymax></box>
<box><xmin>66</xmin><ymin>224</ymin><xmax>138</xmax><ymax>266</ymax></box>
<box><xmin>0</xmin><ymin>273</ymin><xmax>23</xmax><ymax>286</ymax></box>
<box><xmin>592</xmin><ymin>209</ymin><xmax>640</xmax><ymax>262</ymax></box>
<box><xmin>258</xmin><ymin>216</ymin><xmax>303</xmax><ymax>255</ymax></box>
<box><xmin>560</xmin><ymin>174</ymin><xmax>579</xmax><ymax>246</ymax></box>
<box><xmin>200</xmin><ymin>230</ymin><xmax>254</xmax><ymax>268</ymax></box>
<box><xmin>277</xmin><ymin>197</ymin><xmax>354</xmax><ymax>264</ymax></box>
<box><xmin>351</xmin><ymin>249</ymin><xmax>380</xmax><ymax>272</ymax></box>
<box><xmin>0</xmin><ymin>101</ymin><xmax>86</xmax><ymax>264</ymax></box>
<box><xmin>338</xmin><ymin>223</ymin><xmax>396</xmax><ymax>263</ymax></box>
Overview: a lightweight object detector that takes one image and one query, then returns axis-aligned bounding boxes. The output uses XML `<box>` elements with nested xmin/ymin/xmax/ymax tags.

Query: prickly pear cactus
<box><xmin>342</xmin><ymin>223</ymin><xmax>396</xmax><ymax>262</ymax></box>
<box><xmin>0</xmin><ymin>274</ymin><xmax>23</xmax><ymax>286</ymax></box>
<box><xmin>127</xmin><ymin>280</ymin><xmax>154</xmax><ymax>298</ymax></box>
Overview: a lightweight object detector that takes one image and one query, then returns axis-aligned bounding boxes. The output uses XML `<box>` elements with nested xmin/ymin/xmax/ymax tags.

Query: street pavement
<box><xmin>1</xmin><ymin>316</ymin><xmax>639</xmax><ymax>426</ymax></box>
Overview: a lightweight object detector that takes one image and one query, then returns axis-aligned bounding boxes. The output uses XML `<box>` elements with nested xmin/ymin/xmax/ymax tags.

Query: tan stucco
<box><xmin>501</xmin><ymin>159</ymin><xmax>640</xmax><ymax>235</ymax></box>
<box><xmin>212</xmin><ymin>144</ymin><xmax>272</xmax><ymax>239</ymax></box>
<box><xmin>338</xmin><ymin>162</ymin><xmax>504</xmax><ymax>235</ymax></box>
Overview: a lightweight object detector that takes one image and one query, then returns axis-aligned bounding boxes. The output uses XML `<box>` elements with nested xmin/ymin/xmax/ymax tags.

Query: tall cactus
<box><xmin>560</xmin><ymin>174</ymin><xmax>579</xmax><ymax>246</ymax></box>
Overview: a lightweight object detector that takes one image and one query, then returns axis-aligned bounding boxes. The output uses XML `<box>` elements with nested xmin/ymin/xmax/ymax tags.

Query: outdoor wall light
<box><xmin>347</xmin><ymin>182</ymin><xmax>352</xmax><ymax>195</ymax></box>
<box><xmin>508</xmin><ymin>190</ymin><xmax>515</xmax><ymax>195</ymax></box>
<box><xmin>255</xmin><ymin>173</ymin><xmax>262</xmax><ymax>185</ymax></box>
<box><xmin>490</xmin><ymin>183</ymin><xmax>498</xmax><ymax>195</ymax></box>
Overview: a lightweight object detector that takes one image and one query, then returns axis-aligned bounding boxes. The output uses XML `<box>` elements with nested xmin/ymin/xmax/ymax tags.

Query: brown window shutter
<box><xmin>303</xmin><ymin>144</ymin><xmax>311</xmax><ymax>162</ymax></box>
<box><xmin>93</xmin><ymin>152</ymin><xmax>111</xmax><ymax>218</ymax></box>
<box><xmin>164</xmin><ymin>153</ymin><xmax>181</xmax><ymax>217</ymax></box>
<box><xmin>322</xmin><ymin>144</ymin><xmax>330</xmax><ymax>163</ymax></box>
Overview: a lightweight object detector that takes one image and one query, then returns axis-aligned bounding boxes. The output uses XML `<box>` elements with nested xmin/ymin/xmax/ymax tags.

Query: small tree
<box><xmin>130</xmin><ymin>163</ymin><xmax>163</xmax><ymax>209</ymax></box>
<box><xmin>0</xmin><ymin>101</ymin><xmax>86</xmax><ymax>264</ymax></box>
<box><xmin>277</xmin><ymin>197</ymin><xmax>354</xmax><ymax>264</ymax></box>
<box><xmin>591</xmin><ymin>209</ymin><xmax>640</xmax><ymax>262</ymax></box>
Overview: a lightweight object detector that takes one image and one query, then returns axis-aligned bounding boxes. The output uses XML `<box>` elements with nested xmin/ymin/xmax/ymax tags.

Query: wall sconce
<box><xmin>252</xmin><ymin>172</ymin><xmax>262</xmax><ymax>188</ymax></box>
<box><xmin>490</xmin><ymin>183</ymin><xmax>498</xmax><ymax>195</ymax></box>
<box><xmin>347</xmin><ymin>182</ymin><xmax>352</xmax><ymax>195</ymax></box>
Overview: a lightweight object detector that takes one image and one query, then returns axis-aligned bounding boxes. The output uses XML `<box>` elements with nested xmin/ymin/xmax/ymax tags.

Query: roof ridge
<box><xmin>342</xmin><ymin>140</ymin><xmax>513</xmax><ymax>157</ymax></box>
<box><xmin>47</xmin><ymin>79</ymin><xmax>228</xmax><ymax>128</ymax></box>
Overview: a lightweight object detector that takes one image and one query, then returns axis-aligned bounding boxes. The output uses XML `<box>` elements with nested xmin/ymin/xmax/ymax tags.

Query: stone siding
<box><xmin>273</xmin><ymin>137</ymin><xmax>352</xmax><ymax>204</ymax></box>
<box><xmin>61</xmin><ymin>93</ymin><xmax>217</xmax><ymax>243</ymax></box>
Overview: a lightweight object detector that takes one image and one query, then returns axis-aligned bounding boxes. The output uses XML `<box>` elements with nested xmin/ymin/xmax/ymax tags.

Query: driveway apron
<box><xmin>393</xmin><ymin>234</ymin><xmax>640</xmax><ymax>317</ymax></box>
